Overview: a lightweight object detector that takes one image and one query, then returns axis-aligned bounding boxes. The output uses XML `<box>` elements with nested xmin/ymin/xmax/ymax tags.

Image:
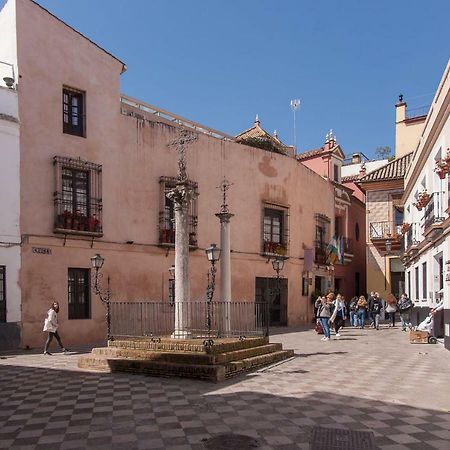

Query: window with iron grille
<box><xmin>68</xmin><ymin>268</ymin><xmax>90</xmax><ymax>319</ymax></box>
<box><xmin>0</xmin><ymin>266</ymin><xmax>5</xmax><ymax>323</ymax></box>
<box><xmin>158</xmin><ymin>176</ymin><xmax>198</xmax><ymax>248</ymax></box>
<box><xmin>63</xmin><ymin>87</ymin><xmax>85</xmax><ymax>137</ymax></box>
<box><xmin>314</xmin><ymin>213</ymin><xmax>330</xmax><ymax>264</ymax></box>
<box><xmin>262</xmin><ymin>204</ymin><xmax>288</xmax><ymax>256</ymax></box>
<box><xmin>53</xmin><ymin>156</ymin><xmax>102</xmax><ymax>235</ymax></box>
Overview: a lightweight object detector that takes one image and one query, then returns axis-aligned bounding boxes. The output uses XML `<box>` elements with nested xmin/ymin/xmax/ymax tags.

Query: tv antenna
<box><xmin>290</xmin><ymin>99</ymin><xmax>300</xmax><ymax>153</ymax></box>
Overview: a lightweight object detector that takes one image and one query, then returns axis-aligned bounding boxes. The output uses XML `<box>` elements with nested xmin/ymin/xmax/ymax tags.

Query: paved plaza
<box><xmin>1</xmin><ymin>325</ymin><xmax>450</xmax><ymax>450</ymax></box>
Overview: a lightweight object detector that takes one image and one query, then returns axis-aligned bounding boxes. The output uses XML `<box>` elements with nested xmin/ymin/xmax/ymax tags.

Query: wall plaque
<box><xmin>32</xmin><ymin>247</ymin><xmax>52</xmax><ymax>255</ymax></box>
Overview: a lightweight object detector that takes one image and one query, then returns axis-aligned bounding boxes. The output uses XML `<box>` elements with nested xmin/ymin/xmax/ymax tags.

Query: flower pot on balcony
<box><xmin>414</xmin><ymin>201</ymin><xmax>423</xmax><ymax>211</ymax></box>
<box><xmin>418</xmin><ymin>192</ymin><xmax>430</xmax><ymax>207</ymax></box>
<box><xmin>401</xmin><ymin>223</ymin><xmax>410</xmax><ymax>234</ymax></box>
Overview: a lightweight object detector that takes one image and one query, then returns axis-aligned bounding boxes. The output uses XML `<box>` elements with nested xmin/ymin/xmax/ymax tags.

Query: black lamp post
<box><xmin>205</xmin><ymin>243</ymin><xmax>221</xmax><ymax>337</ymax></box>
<box><xmin>90</xmin><ymin>253</ymin><xmax>112</xmax><ymax>341</ymax></box>
<box><xmin>265</xmin><ymin>256</ymin><xmax>285</xmax><ymax>336</ymax></box>
<box><xmin>168</xmin><ymin>264</ymin><xmax>175</xmax><ymax>305</ymax></box>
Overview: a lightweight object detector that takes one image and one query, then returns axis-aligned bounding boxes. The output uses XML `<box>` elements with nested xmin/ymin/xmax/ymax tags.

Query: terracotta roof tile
<box><xmin>296</xmin><ymin>148</ymin><xmax>324</xmax><ymax>160</ymax></box>
<box><xmin>235</xmin><ymin>119</ymin><xmax>288</xmax><ymax>154</ymax></box>
<box><xmin>358</xmin><ymin>152</ymin><xmax>413</xmax><ymax>183</ymax></box>
<box><xmin>341</xmin><ymin>174</ymin><xmax>359</xmax><ymax>183</ymax></box>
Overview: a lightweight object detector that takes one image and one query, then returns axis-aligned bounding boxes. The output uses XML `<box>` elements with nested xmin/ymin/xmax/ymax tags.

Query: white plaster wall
<box><xmin>0</xmin><ymin>86</ymin><xmax>21</xmax><ymax>323</ymax></box>
<box><xmin>0</xmin><ymin>0</ymin><xmax>18</xmax><ymax>88</ymax></box>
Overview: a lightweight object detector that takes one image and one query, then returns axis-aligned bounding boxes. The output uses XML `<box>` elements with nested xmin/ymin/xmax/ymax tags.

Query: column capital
<box><xmin>215</xmin><ymin>212</ymin><xmax>234</xmax><ymax>223</ymax></box>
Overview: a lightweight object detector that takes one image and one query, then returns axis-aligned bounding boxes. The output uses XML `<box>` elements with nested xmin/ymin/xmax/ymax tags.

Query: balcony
<box><xmin>369</xmin><ymin>221</ymin><xmax>402</xmax><ymax>253</ymax></box>
<box><xmin>314</xmin><ymin>241</ymin><xmax>327</xmax><ymax>264</ymax></box>
<box><xmin>423</xmin><ymin>192</ymin><xmax>445</xmax><ymax>238</ymax></box>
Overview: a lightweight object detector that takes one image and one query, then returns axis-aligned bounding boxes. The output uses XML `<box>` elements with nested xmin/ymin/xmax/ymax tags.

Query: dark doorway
<box><xmin>255</xmin><ymin>277</ymin><xmax>288</xmax><ymax>326</ymax></box>
<box><xmin>390</xmin><ymin>272</ymin><xmax>405</xmax><ymax>300</ymax></box>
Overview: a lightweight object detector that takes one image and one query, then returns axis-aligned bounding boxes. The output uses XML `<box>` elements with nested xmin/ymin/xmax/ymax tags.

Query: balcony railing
<box><xmin>369</xmin><ymin>221</ymin><xmax>401</xmax><ymax>240</ymax></box>
<box><xmin>314</xmin><ymin>241</ymin><xmax>327</xmax><ymax>264</ymax></box>
<box><xmin>262</xmin><ymin>240</ymin><xmax>287</xmax><ymax>256</ymax></box>
<box><xmin>342</xmin><ymin>236</ymin><xmax>353</xmax><ymax>254</ymax></box>
<box><xmin>423</xmin><ymin>191</ymin><xmax>445</xmax><ymax>230</ymax></box>
<box><xmin>403</xmin><ymin>223</ymin><xmax>420</xmax><ymax>251</ymax></box>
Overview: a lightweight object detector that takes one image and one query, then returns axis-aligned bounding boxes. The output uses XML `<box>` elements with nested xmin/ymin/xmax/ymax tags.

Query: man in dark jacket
<box><xmin>367</xmin><ymin>291</ymin><xmax>375</xmax><ymax>328</ymax></box>
<box><xmin>371</xmin><ymin>294</ymin><xmax>383</xmax><ymax>330</ymax></box>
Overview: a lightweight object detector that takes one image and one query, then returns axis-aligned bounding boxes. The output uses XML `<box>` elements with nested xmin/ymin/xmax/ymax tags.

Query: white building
<box><xmin>402</xmin><ymin>59</ymin><xmax>450</xmax><ymax>350</ymax></box>
<box><xmin>0</xmin><ymin>71</ymin><xmax>21</xmax><ymax>349</ymax></box>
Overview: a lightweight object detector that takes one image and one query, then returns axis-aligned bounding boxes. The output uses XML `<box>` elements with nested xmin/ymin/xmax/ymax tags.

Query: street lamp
<box><xmin>265</xmin><ymin>256</ymin><xmax>285</xmax><ymax>336</ymax></box>
<box><xmin>205</xmin><ymin>244</ymin><xmax>221</xmax><ymax>338</ymax></box>
<box><xmin>168</xmin><ymin>264</ymin><xmax>175</xmax><ymax>305</ymax></box>
<box><xmin>90</xmin><ymin>253</ymin><xmax>112</xmax><ymax>341</ymax></box>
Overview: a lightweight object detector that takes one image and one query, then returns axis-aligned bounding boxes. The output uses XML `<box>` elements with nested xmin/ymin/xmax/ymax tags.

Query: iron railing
<box><xmin>314</xmin><ymin>241</ymin><xmax>327</xmax><ymax>264</ymax></box>
<box><xmin>369</xmin><ymin>221</ymin><xmax>401</xmax><ymax>240</ymax></box>
<box><xmin>403</xmin><ymin>223</ymin><xmax>420</xmax><ymax>251</ymax></box>
<box><xmin>341</xmin><ymin>236</ymin><xmax>353</xmax><ymax>254</ymax></box>
<box><xmin>110</xmin><ymin>301</ymin><xmax>268</xmax><ymax>339</ymax></box>
<box><xmin>423</xmin><ymin>191</ymin><xmax>445</xmax><ymax>230</ymax></box>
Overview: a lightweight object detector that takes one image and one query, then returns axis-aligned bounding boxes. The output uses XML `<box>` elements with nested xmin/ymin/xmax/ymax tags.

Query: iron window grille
<box><xmin>262</xmin><ymin>203</ymin><xmax>289</xmax><ymax>256</ymax></box>
<box><xmin>63</xmin><ymin>87</ymin><xmax>85</xmax><ymax>137</ymax></box>
<box><xmin>314</xmin><ymin>213</ymin><xmax>330</xmax><ymax>264</ymax></box>
<box><xmin>53</xmin><ymin>156</ymin><xmax>103</xmax><ymax>236</ymax></box>
<box><xmin>158</xmin><ymin>176</ymin><xmax>198</xmax><ymax>248</ymax></box>
<box><xmin>68</xmin><ymin>268</ymin><xmax>90</xmax><ymax>320</ymax></box>
<box><xmin>0</xmin><ymin>266</ymin><xmax>5</xmax><ymax>323</ymax></box>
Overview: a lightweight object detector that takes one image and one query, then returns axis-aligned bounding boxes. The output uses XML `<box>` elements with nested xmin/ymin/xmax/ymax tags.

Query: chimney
<box><xmin>351</xmin><ymin>153</ymin><xmax>361</xmax><ymax>164</ymax></box>
<box><xmin>396</xmin><ymin>94</ymin><xmax>407</xmax><ymax>123</ymax></box>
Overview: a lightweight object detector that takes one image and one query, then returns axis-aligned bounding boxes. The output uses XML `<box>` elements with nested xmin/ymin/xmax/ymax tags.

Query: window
<box><xmin>53</xmin><ymin>156</ymin><xmax>102</xmax><ymax>235</ymax></box>
<box><xmin>68</xmin><ymin>268</ymin><xmax>90</xmax><ymax>319</ymax></box>
<box><xmin>407</xmin><ymin>271</ymin><xmax>411</xmax><ymax>299</ymax></box>
<box><xmin>333</xmin><ymin>164</ymin><xmax>340</xmax><ymax>182</ymax></box>
<box><xmin>302</xmin><ymin>276</ymin><xmax>309</xmax><ymax>296</ymax></box>
<box><xmin>158</xmin><ymin>177</ymin><xmax>198</xmax><ymax>247</ymax></box>
<box><xmin>415</xmin><ymin>266</ymin><xmax>419</xmax><ymax>301</ymax></box>
<box><xmin>63</xmin><ymin>87</ymin><xmax>85</xmax><ymax>136</ymax></box>
<box><xmin>314</xmin><ymin>213</ymin><xmax>330</xmax><ymax>264</ymax></box>
<box><xmin>0</xmin><ymin>266</ymin><xmax>5</xmax><ymax>323</ymax></box>
<box><xmin>355</xmin><ymin>222</ymin><xmax>360</xmax><ymax>241</ymax></box>
<box><xmin>422</xmin><ymin>262</ymin><xmax>427</xmax><ymax>300</ymax></box>
<box><xmin>262</xmin><ymin>204</ymin><xmax>288</xmax><ymax>255</ymax></box>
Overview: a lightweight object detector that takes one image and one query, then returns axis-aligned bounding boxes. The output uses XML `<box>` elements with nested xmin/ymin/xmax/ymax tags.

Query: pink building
<box><xmin>297</xmin><ymin>133</ymin><xmax>367</xmax><ymax>300</ymax></box>
<box><xmin>0</xmin><ymin>0</ymin><xmax>341</xmax><ymax>348</ymax></box>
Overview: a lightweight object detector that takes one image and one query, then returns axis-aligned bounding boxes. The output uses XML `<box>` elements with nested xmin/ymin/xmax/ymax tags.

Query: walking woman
<box><xmin>356</xmin><ymin>295</ymin><xmax>368</xmax><ymax>328</ymax></box>
<box><xmin>315</xmin><ymin>293</ymin><xmax>333</xmax><ymax>341</ymax></box>
<box><xmin>330</xmin><ymin>294</ymin><xmax>347</xmax><ymax>337</ymax></box>
<box><xmin>43</xmin><ymin>301</ymin><xmax>69</xmax><ymax>355</ymax></box>
<box><xmin>385</xmin><ymin>293</ymin><xmax>398</xmax><ymax>327</ymax></box>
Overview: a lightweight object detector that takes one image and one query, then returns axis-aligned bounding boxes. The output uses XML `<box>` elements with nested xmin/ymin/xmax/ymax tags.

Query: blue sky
<box><xmin>4</xmin><ymin>0</ymin><xmax>450</xmax><ymax>158</ymax></box>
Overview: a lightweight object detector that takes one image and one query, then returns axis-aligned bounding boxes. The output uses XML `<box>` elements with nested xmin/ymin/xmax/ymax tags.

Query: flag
<box><xmin>326</xmin><ymin>235</ymin><xmax>338</xmax><ymax>265</ymax></box>
<box><xmin>304</xmin><ymin>248</ymin><xmax>314</xmax><ymax>272</ymax></box>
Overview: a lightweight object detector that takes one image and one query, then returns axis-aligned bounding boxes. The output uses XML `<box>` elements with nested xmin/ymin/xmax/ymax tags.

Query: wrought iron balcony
<box><xmin>423</xmin><ymin>191</ymin><xmax>445</xmax><ymax>231</ymax></box>
<box><xmin>314</xmin><ymin>241</ymin><xmax>327</xmax><ymax>264</ymax></box>
<box><xmin>369</xmin><ymin>221</ymin><xmax>401</xmax><ymax>240</ymax></box>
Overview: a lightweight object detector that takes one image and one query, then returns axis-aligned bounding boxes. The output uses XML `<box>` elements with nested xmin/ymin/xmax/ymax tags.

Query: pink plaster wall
<box><xmin>14</xmin><ymin>0</ymin><xmax>336</xmax><ymax>347</ymax></box>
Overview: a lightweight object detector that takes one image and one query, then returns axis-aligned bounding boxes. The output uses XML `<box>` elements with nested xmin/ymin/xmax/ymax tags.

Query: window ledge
<box><xmin>54</xmin><ymin>228</ymin><xmax>103</xmax><ymax>238</ymax></box>
<box><xmin>158</xmin><ymin>242</ymin><xmax>198</xmax><ymax>250</ymax></box>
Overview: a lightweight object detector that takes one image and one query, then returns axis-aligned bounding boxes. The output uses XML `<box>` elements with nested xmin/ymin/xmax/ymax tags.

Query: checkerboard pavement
<box><xmin>1</xmin><ymin>324</ymin><xmax>449</xmax><ymax>449</ymax></box>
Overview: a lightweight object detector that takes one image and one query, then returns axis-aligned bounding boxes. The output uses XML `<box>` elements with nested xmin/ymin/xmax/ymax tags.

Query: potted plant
<box><xmin>444</xmin><ymin>148</ymin><xmax>450</xmax><ymax>165</ymax></box>
<box><xmin>418</xmin><ymin>190</ymin><xmax>430</xmax><ymax>207</ymax></box>
<box><xmin>413</xmin><ymin>201</ymin><xmax>423</xmax><ymax>211</ymax></box>
<box><xmin>435</xmin><ymin>159</ymin><xmax>449</xmax><ymax>179</ymax></box>
<box><xmin>401</xmin><ymin>223</ymin><xmax>410</xmax><ymax>234</ymax></box>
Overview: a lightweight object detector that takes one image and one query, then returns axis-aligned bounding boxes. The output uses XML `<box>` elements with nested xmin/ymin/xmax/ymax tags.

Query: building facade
<box><xmin>0</xmin><ymin>0</ymin><xmax>339</xmax><ymax>348</ymax></box>
<box><xmin>401</xmin><ymin>60</ymin><xmax>450</xmax><ymax>350</ymax></box>
<box><xmin>297</xmin><ymin>134</ymin><xmax>367</xmax><ymax>300</ymax></box>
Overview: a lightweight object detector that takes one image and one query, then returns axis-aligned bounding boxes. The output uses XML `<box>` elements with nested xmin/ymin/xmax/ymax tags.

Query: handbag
<box><xmin>315</xmin><ymin>320</ymin><xmax>324</xmax><ymax>334</ymax></box>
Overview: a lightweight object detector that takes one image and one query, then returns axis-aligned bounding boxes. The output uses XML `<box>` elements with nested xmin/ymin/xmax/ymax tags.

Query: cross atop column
<box><xmin>217</xmin><ymin>178</ymin><xmax>233</xmax><ymax>214</ymax></box>
<box><xmin>168</xmin><ymin>127</ymin><xmax>198</xmax><ymax>182</ymax></box>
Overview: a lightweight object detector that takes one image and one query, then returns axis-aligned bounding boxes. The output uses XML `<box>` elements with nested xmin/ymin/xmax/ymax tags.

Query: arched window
<box><xmin>355</xmin><ymin>222</ymin><xmax>360</xmax><ymax>241</ymax></box>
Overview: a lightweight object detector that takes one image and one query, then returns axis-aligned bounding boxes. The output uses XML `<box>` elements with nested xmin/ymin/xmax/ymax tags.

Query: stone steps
<box><xmin>78</xmin><ymin>337</ymin><xmax>294</xmax><ymax>382</ymax></box>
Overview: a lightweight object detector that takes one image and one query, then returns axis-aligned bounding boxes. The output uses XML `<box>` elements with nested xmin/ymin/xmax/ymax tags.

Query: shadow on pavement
<box><xmin>0</xmin><ymin>362</ymin><xmax>449</xmax><ymax>450</ymax></box>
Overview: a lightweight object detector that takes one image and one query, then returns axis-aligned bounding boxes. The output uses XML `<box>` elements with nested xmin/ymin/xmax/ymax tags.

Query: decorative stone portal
<box><xmin>310</xmin><ymin>426</ymin><xmax>376</xmax><ymax>450</ymax></box>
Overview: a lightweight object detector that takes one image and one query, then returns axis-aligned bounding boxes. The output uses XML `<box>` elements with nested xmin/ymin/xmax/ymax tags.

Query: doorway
<box><xmin>255</xmin><ymin>277</ymin><xmax>288</xmax><ymax>326</ymax></box>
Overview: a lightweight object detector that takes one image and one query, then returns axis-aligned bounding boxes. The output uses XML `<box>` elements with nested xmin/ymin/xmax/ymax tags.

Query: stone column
<box><xmin>215</xmin><ymin>211</ymin><xmax>233</xmax><ymax>335</ymax></box>
<box><xmin>167</xmin><ymin>127</ymin><xmax>198</xmax><ymax>339</ymax></box>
